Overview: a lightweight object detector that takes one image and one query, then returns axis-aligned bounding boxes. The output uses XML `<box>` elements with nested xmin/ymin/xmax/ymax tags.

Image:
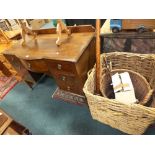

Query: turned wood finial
<box><xmin>18</xmin><ymin>19</ymin><xmax>37</xmax><ymax>46</ymax></box>
<box><xmin>56</xmin><ymin>19</ymin><xmax>71</xmax><ymax>46</ymax></box>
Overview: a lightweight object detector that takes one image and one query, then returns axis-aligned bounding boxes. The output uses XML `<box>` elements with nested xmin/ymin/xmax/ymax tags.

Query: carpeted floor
<box><xmin>0</xmin><ymin>76</ymin><xmax>154</xmax><ymax>135</ymax></box>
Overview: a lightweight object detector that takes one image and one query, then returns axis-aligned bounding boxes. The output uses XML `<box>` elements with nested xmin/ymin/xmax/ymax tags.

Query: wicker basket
<box><xmin>100</xmin><ymin>69</ymin><xmax>153</xmax><ymax>106</ymax></box>
<box><xmin>83</xmin><ymin>52</ymin><xmax>155</xmax><ymax>135</ymax></box>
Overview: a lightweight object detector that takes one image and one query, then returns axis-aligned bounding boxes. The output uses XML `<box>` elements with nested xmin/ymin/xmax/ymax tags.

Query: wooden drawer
<box><xmin>54</xmin><ymin>73</ymin><xmax>81</xmax><ymax>93</ymax></box>
<box><xmin>21</xmin><ymin>60</ymin><xmax>48</xmax><ymax>73</ymax></box>
<box><xmin>55</xmin><ymin>73</ymin><xmax>77</xmax><ymax>85</ymax></box>
<box><xmin>46</xmin><ymin>60</ymin><xmax>76</xmax><ymax>75</ymax></box>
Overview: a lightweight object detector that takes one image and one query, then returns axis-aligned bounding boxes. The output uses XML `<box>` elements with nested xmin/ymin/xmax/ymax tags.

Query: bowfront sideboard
<box><xmin>3</xmin><ymin>25</ymin><xmax>96</xmax><ymax>96</ymax></box>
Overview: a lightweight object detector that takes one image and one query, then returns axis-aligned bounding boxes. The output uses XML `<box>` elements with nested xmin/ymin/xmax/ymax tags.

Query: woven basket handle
<box><xmin>149</xmin><ymin>63</ymin><xmax>155</xmax><ymax>88</ymax></box>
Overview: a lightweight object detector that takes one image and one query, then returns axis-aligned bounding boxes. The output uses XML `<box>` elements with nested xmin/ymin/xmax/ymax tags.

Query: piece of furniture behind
<box><xmin>0</xmin><ymin>54</ymin><xmax>21</xmax><ymax>80</ymax></box>
<box><xmin>101</xmin><ymin>19</ymin><xmax>155</xmax><ymax>53</ymax></box>
<box><xmin>0</xmin><ymin>28</ymin><xmax>22</xmax><ymax>81</ymax></box>
<box><xmin>102</xmin><ymin>33</ymin><xmax>155</xmax><ymax>53</ymax></box>
<box><xmin>0</xmin><ymin>20</ymin><xmax>10</xmax><ymax>31</ymax></box>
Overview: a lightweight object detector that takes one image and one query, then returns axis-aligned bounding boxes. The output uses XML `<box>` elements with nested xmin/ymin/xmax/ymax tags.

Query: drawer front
<box><xmin>55</xmin><ymin>73</ymin><xmax>77</xmax><ymax>85</ymax></box>
<box><xmin>21</xmin><ymin>60</ymin><xmax>48</xmax><ymax>73</ymax></box>
<box><xmin>46</xmin><ymin>60</ymin><xmax>76</xmax><ymax>75</ymax></box>
<box><xmin>53</xmin><ymin>73</ymin><xmax>82</xmax><ymax>94</ymax></box>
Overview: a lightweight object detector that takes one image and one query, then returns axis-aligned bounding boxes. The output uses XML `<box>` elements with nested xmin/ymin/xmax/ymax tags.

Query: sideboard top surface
<box><xmin>3</xmin><ymin>26</ymin><xmax>95</xmax><ymax>62</ymax></box>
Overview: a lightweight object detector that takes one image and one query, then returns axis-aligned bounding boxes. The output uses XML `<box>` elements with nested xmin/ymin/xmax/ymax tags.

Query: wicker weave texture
<box><xmin>83</xmin><ymin>52</ymin><xmax>155</xmax><ymax>135</ymax></box>
<box><xmin>100</xmin><ymin>69</ymin><xmax>153</xmax><ymax>106</ymax></box>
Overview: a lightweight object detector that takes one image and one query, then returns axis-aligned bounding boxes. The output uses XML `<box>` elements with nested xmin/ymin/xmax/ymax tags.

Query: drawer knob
<box><xmin>67</xmin><ymin>86</ymin><xmax>70</xmax><ymax>91</ymax></box>
<box><xmin>57</xmin><ymin>64</ymin><xmax>62</xmax><ymax>70</ymax></box>
<box><xmin>11</xmin><ymin>57</ymin><xmax>14</xmax><ymax>61</ymax></box>
<box><xmin>28</xmin><ymin>63</ymin><xmax>31</xmax><ymax>69</ymax></box>
<box><xmin>62</xmin><ymin>76</ymin><xmax>66</xmax><ymax>81</ymax></box>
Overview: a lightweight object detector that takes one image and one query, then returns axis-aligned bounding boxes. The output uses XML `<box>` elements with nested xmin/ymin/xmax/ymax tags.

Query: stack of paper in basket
<box><xmin>111</xmin><ymin>72</ymin><xmax>138</xmax><ymax>104</ymax></box>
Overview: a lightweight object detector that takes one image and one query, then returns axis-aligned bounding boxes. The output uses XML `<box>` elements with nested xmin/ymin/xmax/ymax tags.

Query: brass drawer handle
<box><xmin>11</xmin><ymin>57</ymin><xmax>14</xmax><ymax>61</ymax></box>
<box><xmin>61</xmin><ymin>76</ymin><xmax>66</xmax><ymax>81</ymax></box>
<box><xmin>57</xmin><ymin>64</ymin><xmax>62</xmax><ymax>70</ymax></box>
<box><xmin>67</xmin><ymin>86</ymin><xmax>70</xmax><ymax>91</ymax></box>
<box><xmin>27</xmin><ymin>63</ymin><xmax>31</xmax><ymax>69</ymax></box>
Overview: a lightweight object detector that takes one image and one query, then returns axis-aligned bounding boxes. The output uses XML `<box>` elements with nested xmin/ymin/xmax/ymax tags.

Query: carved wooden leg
<box><xmin>21</xmin><ymin>30</ymin><xmax>26</xmax><ymax>46</ymax></box>
<box><xmin>27</xmin><ymin>28</ymin><xmax>37</xmax><ymax>40</ymax></box>
<box><xmin>60</xmin><ymin>20</ymin><xmax>71</xmax><ymax>36</ymax></box>
<box><xmin>65</xmin><ymin>28</ymin><xmax>71</xmax><ymax>36</ymax></box>
<box><xmin>56</xmin><ymin>23</ymin><xmax>62</xmax><ymax>46</ymax></box>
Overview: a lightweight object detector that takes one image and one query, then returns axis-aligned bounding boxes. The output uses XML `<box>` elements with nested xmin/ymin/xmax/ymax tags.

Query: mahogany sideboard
<box><xmin>2</xmin><ymin>25</ymin><xmax>96</xmax><ymax>95</ymax></box>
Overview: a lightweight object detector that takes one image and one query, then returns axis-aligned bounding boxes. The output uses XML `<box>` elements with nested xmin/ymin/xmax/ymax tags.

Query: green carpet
<box><xmin>0</xmin><ymin>76</ymin><xmax>154</xmax><ymax>135</ymax></box>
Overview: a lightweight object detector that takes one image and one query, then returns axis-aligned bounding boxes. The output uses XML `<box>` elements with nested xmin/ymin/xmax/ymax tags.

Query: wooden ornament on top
<box><xmin>56</xmin><ymin>19</ymin><xmax>71</xmax><ymax>46</ymax></box>
<box><xmin>18</xmin><ymin>20</ymin><xmax>37</xmax><ymax>46</ymax></box>
<box><xmin>18</xmin><ymin>19</ymin><xmax>71</xmax><ymax>46</ymax></box>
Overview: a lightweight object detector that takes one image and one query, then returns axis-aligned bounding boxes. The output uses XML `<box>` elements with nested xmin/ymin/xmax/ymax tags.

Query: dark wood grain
<box><xmin>3</xmin><ymin>32</ymin><xmax>94</xmax><ymax>62</ymax></box>
<box><xmin>0</xmin><ymin>60</ymin><xmax>12</xmax><ymax>76</ymax></box>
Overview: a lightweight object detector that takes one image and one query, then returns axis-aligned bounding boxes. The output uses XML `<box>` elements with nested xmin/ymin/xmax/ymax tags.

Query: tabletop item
<box><xmin>18</xmin><ymin>20</ymin><xmax>37</xmax><ymax>46</ymax></box>
<box><xmin>56</xmin><ymin>19</ymin><xmax>71</xmax><ymax>46</ymax></box>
